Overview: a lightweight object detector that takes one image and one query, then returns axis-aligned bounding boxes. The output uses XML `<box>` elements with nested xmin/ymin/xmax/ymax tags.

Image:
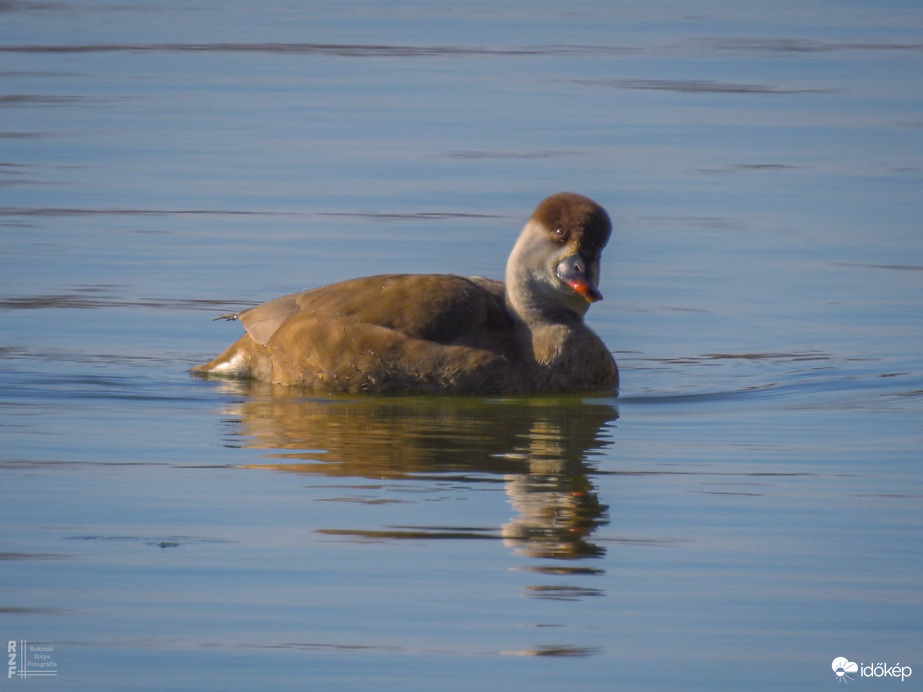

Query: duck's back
<box><xmin>242</xmin><ymin>274</ymin><xmax>511</xmax><ymax>346</ymax></box>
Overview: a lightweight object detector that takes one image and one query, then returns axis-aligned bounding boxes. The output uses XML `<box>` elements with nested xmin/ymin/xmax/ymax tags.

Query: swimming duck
<box><xmin>191</xmin><ymin>192</ymin><xmax>617</xmax><ymax>394</ymax></box>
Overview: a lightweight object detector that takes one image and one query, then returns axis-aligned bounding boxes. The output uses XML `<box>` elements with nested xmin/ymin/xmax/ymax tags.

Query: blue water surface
<box><xmin>1</xmin><ymin>1</ymin><xmax>921</xmax><ymax>690</ymax></box>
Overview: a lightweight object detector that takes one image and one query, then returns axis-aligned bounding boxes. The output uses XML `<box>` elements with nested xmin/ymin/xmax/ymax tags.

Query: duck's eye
<box><xmin>552</xmin><ymin>227</ymin><xmax>566</xmax><ymax>242</ymax></box>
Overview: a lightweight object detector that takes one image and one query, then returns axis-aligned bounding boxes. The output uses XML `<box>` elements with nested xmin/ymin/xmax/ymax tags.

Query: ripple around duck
<box><xmin>617</xmin><ymin>351</ymin><xmax>923</xmax><ymax>410</ymax></box>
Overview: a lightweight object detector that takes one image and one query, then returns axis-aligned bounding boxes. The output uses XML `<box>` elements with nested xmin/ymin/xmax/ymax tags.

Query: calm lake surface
<box><xmin>2</xmin><ymin>1</ymin><xmax>922</xmax><ymax>690</ymax></box>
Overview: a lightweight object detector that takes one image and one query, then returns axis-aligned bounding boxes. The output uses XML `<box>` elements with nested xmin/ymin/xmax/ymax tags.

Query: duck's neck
<box><xmin>504</xmin><ymin>270</ymin><xmax>585</xmax><ymax>369</ymax></box>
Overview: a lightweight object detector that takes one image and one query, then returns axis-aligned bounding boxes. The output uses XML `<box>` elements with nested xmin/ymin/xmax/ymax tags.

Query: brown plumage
<box><xmin>191</xmin><ymin>192</ymin><xmax>618</xmax><ymax>394</ymax></box>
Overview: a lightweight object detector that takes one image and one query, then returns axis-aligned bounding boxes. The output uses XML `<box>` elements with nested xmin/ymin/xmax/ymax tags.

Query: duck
<box><xmin>191</xmin><ymin>192</ymin><xmax>618</xmax><ymax>395</ymax></box>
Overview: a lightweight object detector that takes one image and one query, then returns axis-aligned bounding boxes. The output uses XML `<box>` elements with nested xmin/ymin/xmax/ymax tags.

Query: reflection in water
<box><xmin>503</xmin><ymin>468</ymin><xmax>608</xmax><ymax>559</ymax></box>
<box><xmin>213</xmin><ymin>381</ymin><xmax>617</xmax><ymax>560</ymax></box>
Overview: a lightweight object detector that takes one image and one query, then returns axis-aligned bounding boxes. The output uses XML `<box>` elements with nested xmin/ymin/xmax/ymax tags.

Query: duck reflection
<box><xmin>214</xmin><ymin>381</ymin><xmax>617</xmax><ymax>560</ymax></box>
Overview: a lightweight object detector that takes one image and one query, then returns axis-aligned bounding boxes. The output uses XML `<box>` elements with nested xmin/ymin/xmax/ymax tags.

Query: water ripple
<box><xmin>0</xmin><ymin>42</ymin><xmax>631</xmax><ymax>57</ymax></box>
<box><xmin>576</xmin><ymin>78</ymin><xmax>836</xmax><ymax>94</ymax></box>
<box><xmin>709</xmin><ymin>38</ymin><xmax>923</xmax><ymax>53</ymax></box>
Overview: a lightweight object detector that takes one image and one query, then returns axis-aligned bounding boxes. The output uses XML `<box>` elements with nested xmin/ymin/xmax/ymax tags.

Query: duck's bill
<box><xmin>568</xmin><ymin>280</ymin><xmax>603</xmax><ymax>302</ymax></box>
<box><xmin>556</xmin><ymin>255</ymin><xmax>603</xmax><ymax>303</ymax></box>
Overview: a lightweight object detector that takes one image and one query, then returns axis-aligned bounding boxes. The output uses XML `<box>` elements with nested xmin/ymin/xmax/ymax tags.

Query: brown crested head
<box><xmin>530</xmin><ymin>192</ymin><xmax>611</xmax><ymax>259</ymax></box>
<box><xmin>506</xmin><ymin>192</ymin><xmax>613</xmax><ymax>319</ymax></box>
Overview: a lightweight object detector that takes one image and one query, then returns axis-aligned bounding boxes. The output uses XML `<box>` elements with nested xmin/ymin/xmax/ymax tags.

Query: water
<box><xmin>2</xmin><ymin>1</ymin><xmax>922</xmax><ymax>690</ymax></box>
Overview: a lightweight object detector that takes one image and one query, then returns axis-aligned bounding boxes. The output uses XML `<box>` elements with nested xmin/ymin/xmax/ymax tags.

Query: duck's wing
<box><xmin>238</xmin><ymin>274</ymin><xmax>512</xmax><ymax>348</ymax></box>
<box><xmin>236</xmin><ymin>291</ymin><xmax>304</xmax><ymax>346</ymax></box>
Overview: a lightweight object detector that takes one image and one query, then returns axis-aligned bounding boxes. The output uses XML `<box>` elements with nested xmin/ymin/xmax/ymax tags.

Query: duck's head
<box><xmin>505</xmin><ymin>192</ymin><xmax>612</xmax><ymax>320</ymax></box>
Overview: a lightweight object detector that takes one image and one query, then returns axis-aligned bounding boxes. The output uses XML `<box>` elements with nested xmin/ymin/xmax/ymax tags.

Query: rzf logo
<box><xmin>7</xmin><ymin>641</ymin><xmax>16</xmax><ymax>679</ymax></box>
<box><xmin>7</xmin><ymin>640</ymin><xmax>58</xmax><ymax>679</ymax></box>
